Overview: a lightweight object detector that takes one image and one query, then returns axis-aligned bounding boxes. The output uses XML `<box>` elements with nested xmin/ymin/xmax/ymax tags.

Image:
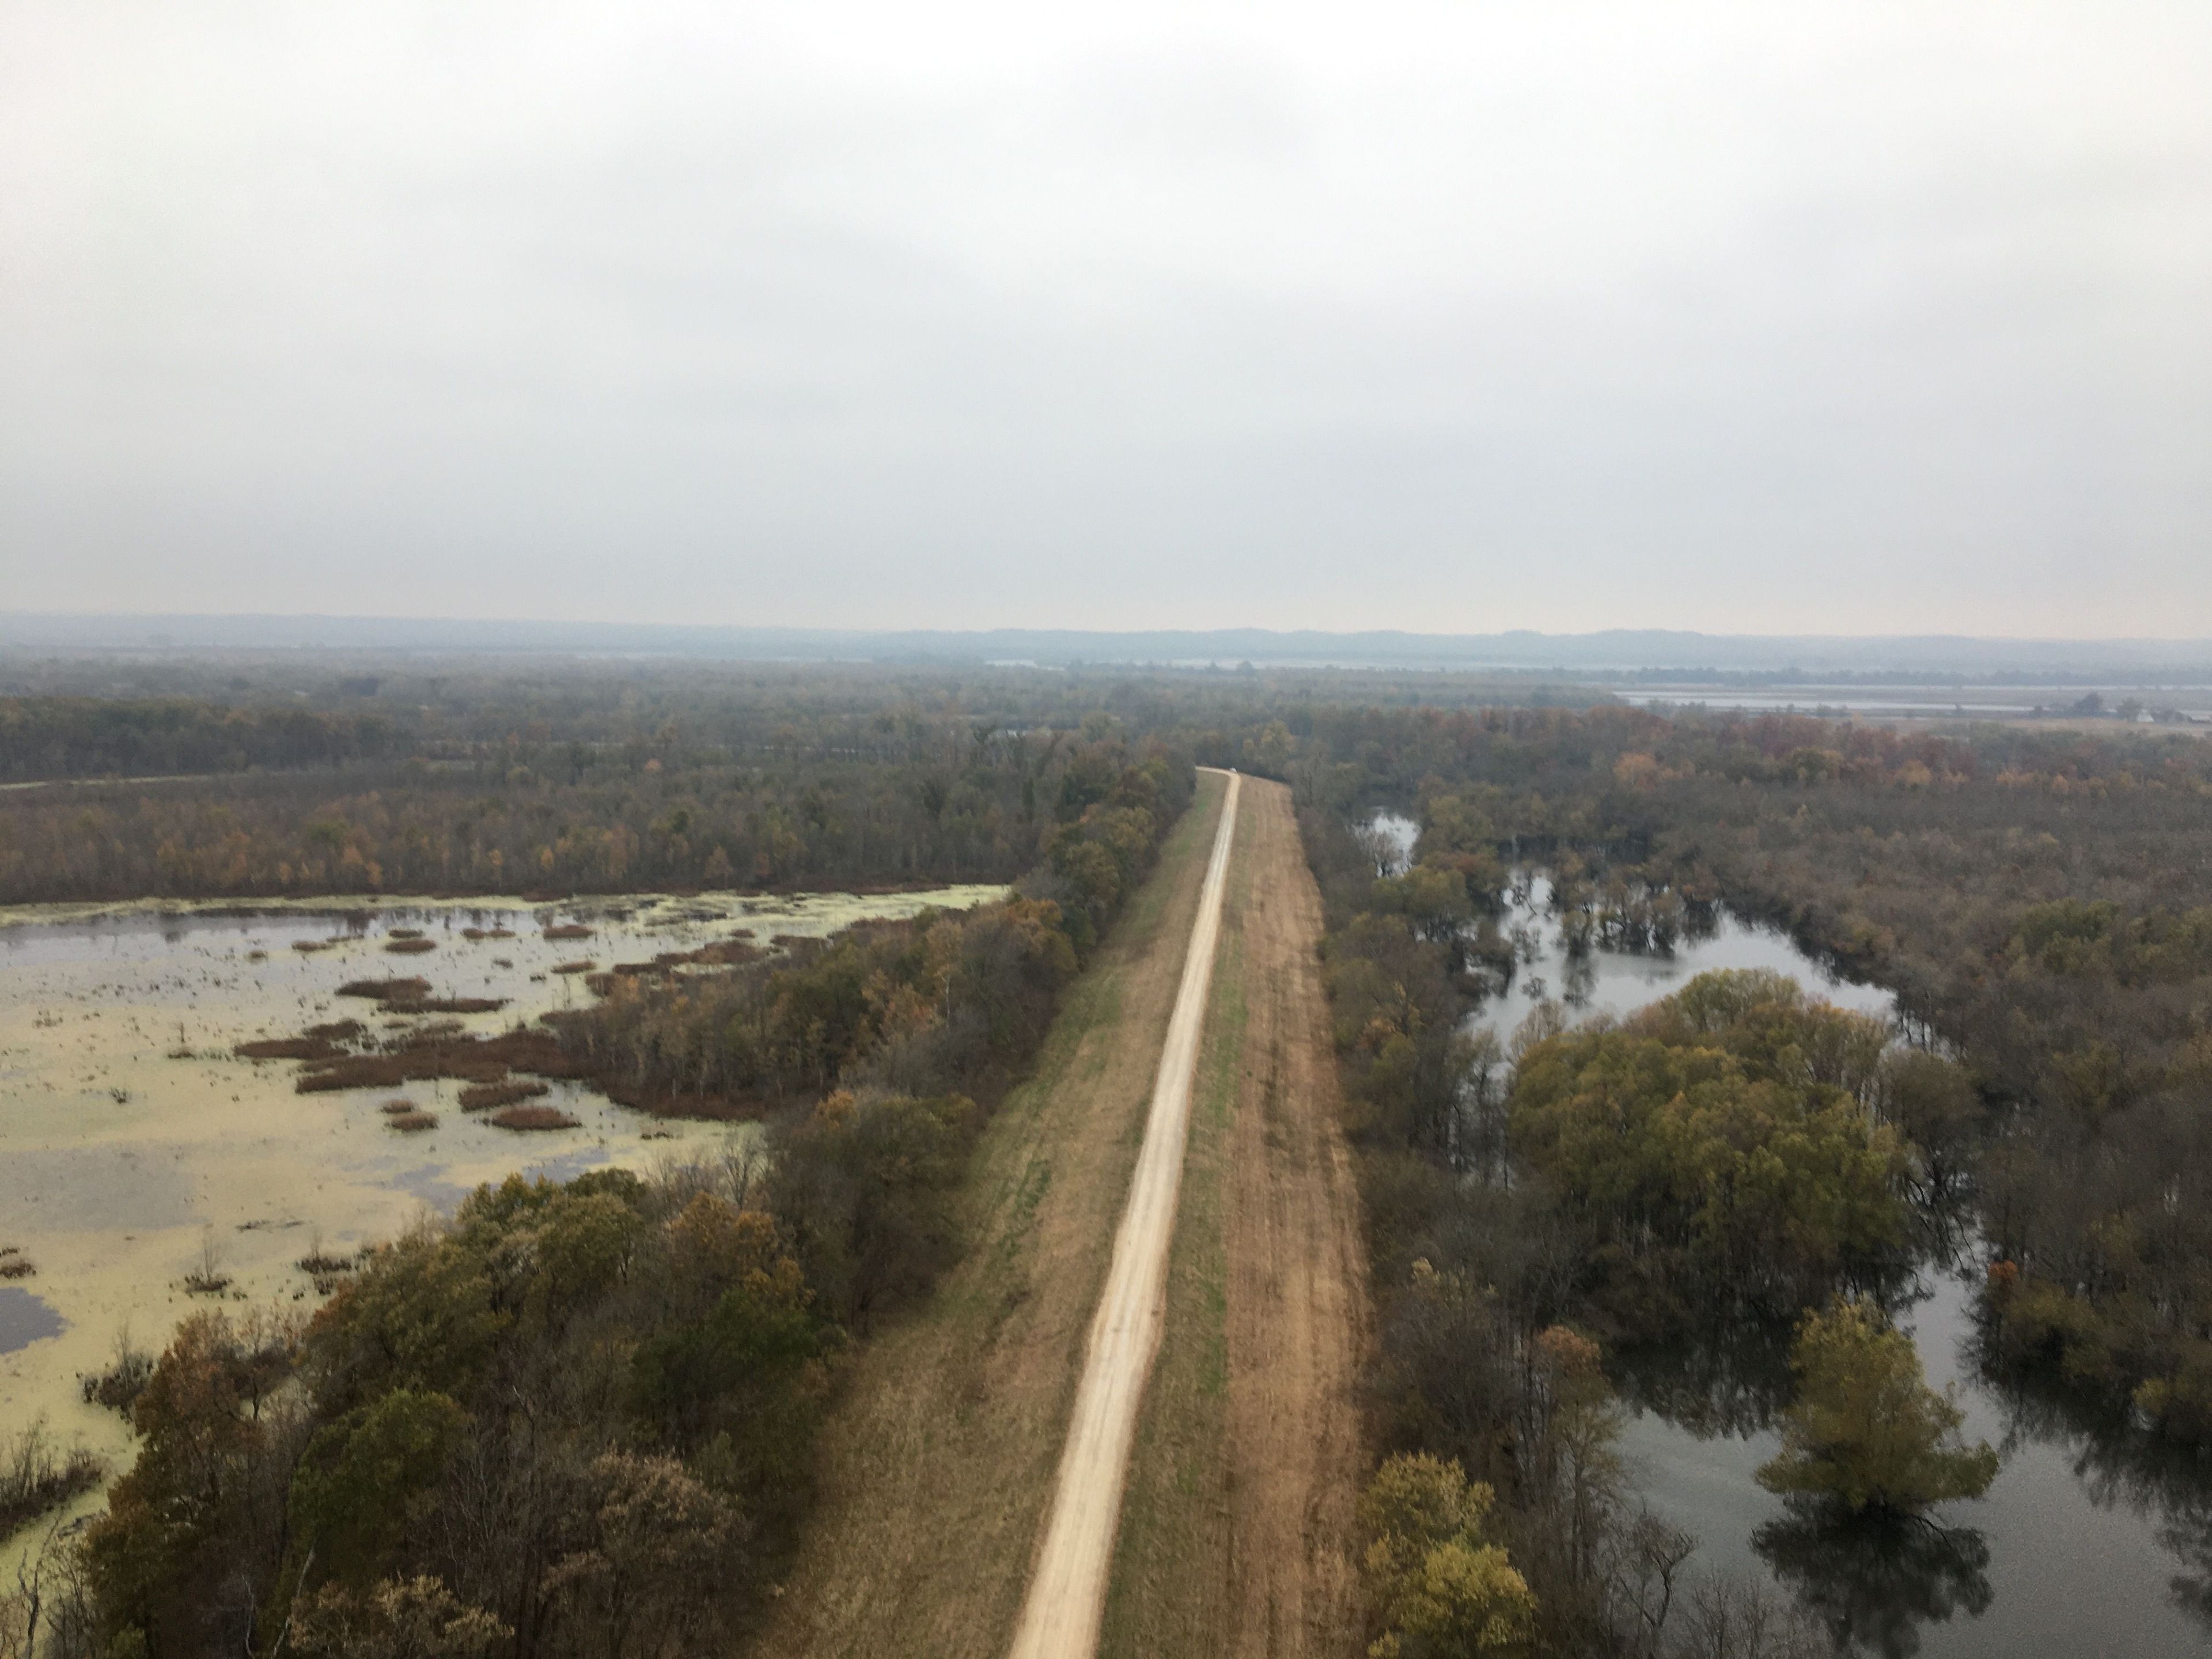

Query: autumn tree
<box><xmin>1756</xmin><ymin>1296</ymin><xmax>1998</xmax><ymax>1515</ymax></box>
<box><xmin>1358</xmin><ymin>1453</ymin><xmax>1536</xmax><ymax>1657</ymax></box>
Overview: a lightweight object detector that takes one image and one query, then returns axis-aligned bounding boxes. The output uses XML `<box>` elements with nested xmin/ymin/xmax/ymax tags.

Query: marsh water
<box><xmin>1367</xmin><ymin>813</ymin><xmax>2212</xmax><ymax>1657</ymax></box>
<box><xmin>0</xmin><ymin>880</ymin><xmax>1004</xmax><ymax>1558</ymax></box>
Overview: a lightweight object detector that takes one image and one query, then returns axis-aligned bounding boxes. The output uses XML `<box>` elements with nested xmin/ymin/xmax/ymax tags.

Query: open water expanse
<box><xmin>1369</xmin><ymin>813</ymin><xmax>2212</xmax><ymax>1657</ymax></box>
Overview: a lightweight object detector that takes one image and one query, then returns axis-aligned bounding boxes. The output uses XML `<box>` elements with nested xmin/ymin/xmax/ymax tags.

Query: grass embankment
<box><xmin>751</xmin><ymin>773</ymin><xmax>1229</xmax><ymax>1659</ymax></box>
<box><xmin>1103</xmin><ymin>777</ymin><xmax>1369</xmax><ymax>1659</ymax></box>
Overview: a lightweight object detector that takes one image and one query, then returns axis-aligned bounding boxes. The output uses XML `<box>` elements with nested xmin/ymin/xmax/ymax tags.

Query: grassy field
<box><xmin>752</xmin><ymin>772</ymin><xmax>1229</xmax><ymax>1659</ymax></box>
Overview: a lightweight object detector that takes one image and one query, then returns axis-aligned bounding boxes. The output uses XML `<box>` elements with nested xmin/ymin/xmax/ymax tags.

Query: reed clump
<box><xmin>488</xmin><ymin>1103</ymin><xmax>580</xmax><ymax>1131</ymax></box>
<box><xmin>459</xmin><ymin>1079</ymin><xmax>549</xmax><ymax>1111</ymax></box>
<box><xmin>1</xmin><ymin>1420</ymin><xmax>105</xmax><ymax>1540</ymax></box>
<box><xmin>80</xmin><ymin>1338</ymin><xmax>154</xmax><ymax>1414</ymax></box>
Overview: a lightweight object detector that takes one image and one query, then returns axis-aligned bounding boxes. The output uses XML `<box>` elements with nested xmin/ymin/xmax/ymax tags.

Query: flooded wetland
<box><xmin>1378</xmin><ymin>802</ymin><xmax>2212</xmax><ymax>1657</ymax></box>
<box><xmin>0</xmin><ymin>881</ymin><xmax>1003</xmax><ymax>1546</ymax></box>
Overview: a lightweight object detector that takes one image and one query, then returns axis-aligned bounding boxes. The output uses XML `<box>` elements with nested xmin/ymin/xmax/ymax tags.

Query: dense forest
<box><xmin>5</xmin><ymin>737</ymin><xmax>1194</xmax><ymax>1658</ymax></box>
<box><xmin>0</xmin><ymin>661</ymin><xmax>1582</xmax><ymax>903</ymax></box>
<box><xmin>1285</xmin><ymin>703</ymin><xmax>2212</xmax><ymax>1653</ymax></box>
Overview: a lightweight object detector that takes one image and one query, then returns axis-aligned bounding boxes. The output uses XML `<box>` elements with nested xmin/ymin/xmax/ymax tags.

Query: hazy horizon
<box><xmin>6</xmin><ymin>3</ymin><xmax>2210</xmax><ymax>635</ymax></box>
<box><xmin>12</xmin><ymin>611</ymin><xmax>2212</xmax><ymax>680</ymax></box>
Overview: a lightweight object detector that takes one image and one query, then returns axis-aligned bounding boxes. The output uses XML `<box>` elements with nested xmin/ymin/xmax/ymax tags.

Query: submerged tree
<box><xmin>1757</xmin><ymin>1297</ymin><xmax>1998</xmax><ymax>1516</ymax></box>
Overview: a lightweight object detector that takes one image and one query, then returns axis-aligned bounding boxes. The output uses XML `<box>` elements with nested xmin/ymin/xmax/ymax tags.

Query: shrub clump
<box><xmin>458</xmin><ymin>1079</ymin><xmax>549</xmax><ymax>1111</ymax></box>
<box><xmin>81</xmin><ymin>1343</ymin><xmax>156</xmax><ymax>1414</ymax></box>
<box><xmin>488</xmin><ymin>1104</ymin><xmax>580</xmax><ymax>1131</ymax></box>
<box><xmin>1</xmin><ymin>1420</ymin><xmax>105</xmax><ymax>1540</ymax></box>
<box><xmin>336</xmin><ymin>976</ymin><xmax>433</xmax><ymax>1003</ymax></box>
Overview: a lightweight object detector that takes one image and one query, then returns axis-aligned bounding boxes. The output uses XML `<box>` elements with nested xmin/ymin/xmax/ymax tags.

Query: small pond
<box><xmin>1367</xmin><ymin>812</ymin><xmax>2212</xmax><ymax>1657</ymax></box>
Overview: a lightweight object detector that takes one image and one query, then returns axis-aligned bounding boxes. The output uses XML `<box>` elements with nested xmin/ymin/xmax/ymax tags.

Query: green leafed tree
<box><xmin>1358</xmin><ymin>1453</ymin><xmax>1536</xmax><ymax>1657</ymax></box>
<box><xmin>1757</xmin><ymin>1296</ymin><xmax>1999</xmax><ymax>1515</ymax></box>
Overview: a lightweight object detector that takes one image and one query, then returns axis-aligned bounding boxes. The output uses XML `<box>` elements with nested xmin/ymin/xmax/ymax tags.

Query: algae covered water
<box><xmin>0</xmin><ymin>881</ymin><xmax>1004</xmax><ymax>1547</ymax></box>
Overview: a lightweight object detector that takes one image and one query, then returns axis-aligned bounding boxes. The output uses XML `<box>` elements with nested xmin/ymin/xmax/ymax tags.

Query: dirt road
<box><xmin>1219</xmin><ymin>777</ymin><xmax>1368</xmax><ymax>1657</ymax></box>
<box><xmin>1006</xmin><ymin>767</ymin><xmax>1244</xmax><ymax>1659</ymax></box>
<box><xmin>1095</xmin><ymin>772</ymin><xmax>1369</xmax><ymax>1659</ymax></box>
<box><xmin>751</xmin><ymin>773</ymin><xmax>1230</xmax><ymax>1659</ymax></box>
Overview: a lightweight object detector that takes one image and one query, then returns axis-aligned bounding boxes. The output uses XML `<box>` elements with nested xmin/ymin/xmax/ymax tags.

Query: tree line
<box><xmin>0</xmin><ymin>727</ymin><xmax>1197</xmax><ymax>904</ymax></box>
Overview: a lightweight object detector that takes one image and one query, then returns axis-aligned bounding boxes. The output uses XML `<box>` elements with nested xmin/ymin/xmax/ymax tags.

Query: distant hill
<box><xmin>6</xmin><ymin>614</ymin><xmax>2212</xmax><ymax>681</ymax></box>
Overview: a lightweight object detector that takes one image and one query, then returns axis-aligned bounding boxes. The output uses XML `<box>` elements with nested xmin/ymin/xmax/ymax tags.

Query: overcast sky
<box><xmin>3</xmin><ymin>2</ymin><xmax>2209</xmax><ymax>636</ymax></box>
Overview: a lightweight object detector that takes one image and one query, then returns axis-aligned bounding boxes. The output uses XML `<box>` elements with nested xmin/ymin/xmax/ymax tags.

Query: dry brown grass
<box><xmin>387</xmin><ymin>996</ymin><xmax>508</xmax><ymax>1014</ymax></box>
<box><xmin>336</xmin><ymin>976</ymin><xmax>433</xmax><ymax>1002</ymax></box>
<box><xmin>752</xmin><ymin>773</ymin><xmax>1229</xmax><ymax>1659</ymax></box>
<box><xmin>236</xmin><ymin>1036</ymin><xmax>342</xmax><ymax>1061</ymax></box>
<box><xmin>387</xmin><ymin>1109</ymin><xmax>438</xmax><ymax>1133</ymax></box>
<box><xmin>383</xmin><ymin>937</ymin><xmax>437</xmax><ymax>955</ymax></box>
<box><xmin>458</xmin><ymin>1078</ymin><xmax>550</xmax><ymax>1111</ymax></box>
<box><xmin>543</xmin><ymin>922</ymin><xmax>594</xmax><ymax>940</ymax></box>
<box><xmin>291</xmin><ymin>1027</ymin><xmax>588</xmax><ymax>1094</ymax></box>
<box><xmin>488</xmin><ymin>1103</ymin><xmax>579</xmax><ymax>1131</ymax></box>
<box><xmin>550</xmin><ymin>959</ymin><xmax>596</xmax><ymax>975</ymax></box>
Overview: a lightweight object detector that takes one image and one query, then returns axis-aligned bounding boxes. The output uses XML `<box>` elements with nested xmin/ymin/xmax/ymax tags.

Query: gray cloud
<box><xmin>2</xmin><ymin>1</ymin><xmax>2209</xmax><ymax>634</ymax></box>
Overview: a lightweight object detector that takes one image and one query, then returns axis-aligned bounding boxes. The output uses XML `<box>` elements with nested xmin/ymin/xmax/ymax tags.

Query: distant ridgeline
<box><xmin>7</xmin><ymin>612</ymin><xmax>2212</xmax><ymax>676</ymax></box>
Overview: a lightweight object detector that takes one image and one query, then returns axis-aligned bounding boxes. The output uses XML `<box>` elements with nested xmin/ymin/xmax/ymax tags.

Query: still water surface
<box><xmin>1368</xmin><ymin>812</ymin><xmax>2212</xmax><ymax>1657</ymax></box>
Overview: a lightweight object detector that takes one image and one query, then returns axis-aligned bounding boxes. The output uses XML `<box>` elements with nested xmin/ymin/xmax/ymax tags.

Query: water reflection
<box><xmin>1754</xmin><ymin>1503</ymin><xmax>1994</xmax><ymax>1659</ymax></box>
<box><xmin>1611</xmin><ymin>1316</ymin><xmax>1798</xmax><ymax>1440</ymax></box>
<box><xmin>1971</xmin><ymin>1340</ymin><xmax>2212</xmax><ymax>1641</ymax></box>
<box><xmin>0</xmin><ymin>1285</ymin><xmax>66</xmax><ymax>1353</ymax></box>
